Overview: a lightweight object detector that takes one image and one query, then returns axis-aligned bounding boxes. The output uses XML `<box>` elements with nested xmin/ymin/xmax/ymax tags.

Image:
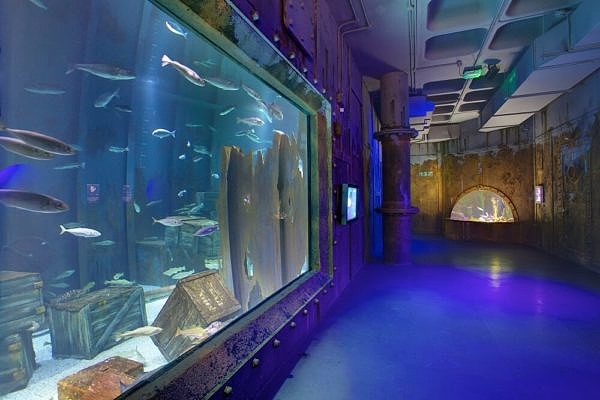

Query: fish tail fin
<box><xmin>113</xmin><ymin>333</ymin><xmax>123</xmax><ymax>342</ymax></box>
<box><xmin>175</xmin><ymin>327</ymin><xmax>182</xmax><ymax>336</ymax></box>
<box><xmin>59</xmin><ymin>225</ymin><xmax>67</xmax><ymax>235</ymax></box>
<box><xmin>161</xmin><ymin>54</ymin><xmax>171</xmax><ymax>67</ymax></box>
<box><xmin>125</xmin><ymin>147</ymin><xmax>129</xmax><ymax>152</ymax></box>
<box><xmin>171</xmin><ymin>131</ymin><xmax>176</xmax><ymax>138</ymax></box>
<box><xmin>183</xmin><ymin>32</ymin><xmax>188</xmax><ymax>39</ymax></box>
<box><xmin>65</xmin><ymin>64</ymin><xmax>76</xmax><ymax>75</ymax></box>
<box><xmin>152</xmin><ymin>217</ymin><xmax>158</xmax><ymax>224</ymax></box>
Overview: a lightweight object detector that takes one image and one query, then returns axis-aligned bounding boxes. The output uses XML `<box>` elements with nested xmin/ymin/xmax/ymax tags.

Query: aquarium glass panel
<box><xmin>0</xmin><ymin>0</ymin><xmax>310</xmax><ymax>398</ymax></box>
<box><xmin>450</xmin><ymin>189</ymin><xmax>515</xmax><ymax>223</ymax></box>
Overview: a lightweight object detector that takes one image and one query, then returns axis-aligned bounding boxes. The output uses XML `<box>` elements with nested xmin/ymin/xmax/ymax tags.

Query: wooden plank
<box><xmin>94</xmin><ymin>289</ymin><xmax>142</xmax><ymax>353</ymax></box>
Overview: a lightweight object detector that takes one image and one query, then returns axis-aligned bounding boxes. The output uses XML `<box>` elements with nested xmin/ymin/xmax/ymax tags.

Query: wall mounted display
<box><xmin>450</xmin><ymin>186</ymin><xmax>516</xmax><ymax>223</ymax></box>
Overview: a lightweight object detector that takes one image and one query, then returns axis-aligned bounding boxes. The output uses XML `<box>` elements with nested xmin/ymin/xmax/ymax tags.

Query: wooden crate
<box><xmin>48</xmin><ymin>286</ymin><xmax>147</xmax><ymax>359</ymax></box>
<box><xmin>0</xmin><ymin>271</ymin><xmax>45</xmax><ymax>338</ymax></box>
<box><xmin>151</xmin><ymin>270</ymin><xmax>240</xmax><ymax>361</ymax></box>
<box><xmin>0</xmin><ymin>331</ymin><xmax>36</xmax><ymax>396</ymax></box>
<box><xmin>57</xmin><ymin>356</ymin><xmax>143</xmax><ymax>400</ymax></box>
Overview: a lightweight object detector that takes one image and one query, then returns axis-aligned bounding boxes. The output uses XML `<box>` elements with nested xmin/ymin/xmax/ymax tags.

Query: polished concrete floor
<box><xmin>274</xmin><ymin>236</ymin><xmax>600</xmax><ymax>399</ymax></box>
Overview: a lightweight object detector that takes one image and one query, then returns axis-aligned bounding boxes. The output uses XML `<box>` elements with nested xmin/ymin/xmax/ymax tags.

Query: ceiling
<box><xmin>328</xmin><ymin>0</ymin><xmax>585</xmax><ymax>130</ymax></box>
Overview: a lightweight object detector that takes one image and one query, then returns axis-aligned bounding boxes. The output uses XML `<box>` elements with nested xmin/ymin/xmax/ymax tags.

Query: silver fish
<box><xmin>192</xmin><ymin>155</ymin><xmax>204</xmax><ymax>163</ymax></box>
<box><xmin>66</xmin><ymin>64</ymin><xmax>136</xmax><ymax>80</ymax></box>
<box><xmin>152</xmin><ymin>217</ymin><xmax>183</xmax><ymax>227</ymax></box>
<box><xmin>211</xmin><ymin>173</ymin><xmax>220</xmax><ymax>179</ymax></box>
<box><xmin>146</xmin><ymin>200</ymin><xmax>163</xmax><ymax>207</ymax></box>
<box><xmin>26</xmin><ymin>321</ymin><xmax>40</xmax><ymax>332</ymax></box>
<box><xmin>0</xmin><ymin>190</ymin><xmax>68</xmax><ymax>213</ymax></box>
<box><xmin>0</xmin><ymin>124</ymin><xmax>75</xmax><ymax>155</ymax></box>
<box><xmin>24</xmin><ymin>84</ymin><xmax>65</xmax><ymax>95</ymax></box>
<box><xmin>204</xmin><ymin>77</ymin><xmax>240</xmax><ymax>91</ymax></box>
<box><xmin>178</xmin><ymin>154</ymin><xmax>186</xmax><ymax>160</ymax></box>
<box><xmin>94</xmin><ymin>88</ymin><xmax>120</xmax><ymax>108</ymax></box>
<box><xmin>193</xmin><ymin>145</ymin><xmax>212</xmax><ymax>157</ymax></box>
<box><xmin>177</xmin><ymin>190</ymin><xmax>187</xmax><ymax>197</ymax></box>
<box><xmin>81</xmin><ymin>281</ymin><xmax>95</xmax><ymax>293</ymax></box>
<box><xmin>161</xmin><ymin>55</ymin><xmax>205</xmax><ymax>86</ymax></box>
<box><xmin>60</xmin><ymin>225</ymin><xmax>101</xmax><ymax>238</ymax></box>
<box><xmin>187</xmin><ymin>203</ymin><xmax>205</xmax><ymax>214</ymax></box>
<box><xmin>134</xmin><ymin>202</ymin><xmax>141</xmax><ymax>213</ymax></box>
<box><xmin>257</xmin><ymin>101</ymin><xmax>273</xmax><ymax>123</ymax></box>
<box><xmin>185</xmin><ymin>123</ymin><xmax>203</xmax><ymax>128</ymax></box>
<box><xmin>114</xmin><ymin>104</ymin><xmax>132</xmax><ymax>113</ymax></box>
<box><xmin>0</xmin><ymin>137</ymin><xmax>55</xmax><ymax>160</ymax></box>
<box><xmin>186</xmin><ymin>141</ymin><xmax>191</xmax><ymax>148</ymax></box>
<box><xmin>105</xmin><ymin>278</ymin><xmax>135</xmax><ymax>286</ymax></box>
<box><xmin>152</xmin><ymin>128</ymin><xmax>175</xmax><ymax>139</ymax></box>
<box><xmin>273</xmin><ymin>129</ymin><xmax>286</xmax><ymax>136</ymax></box>
<box><xmin>165</xmin><ymin>21</ymin><xmax>188</xmax><ymax>38</ymax></box>
<box><xmin>62</xmin><ymin>222</ymin><xmax>85</xmax><ymax>229</ymax></box>
<box><xmin>53</xmin><ymin>162</ymin><xmax>85</xmax><ymax>170</ymax></box>
<box><xmin>235</xmin><ymin>128</ymin><xmax>255</xmax><ymax>137</ymax></box>
<box><xmin>242</xmin><ymin>83</ymin><xmax>262</xmax><ymax>101</ymax></box>
<box><xmin>237</xmin><ymin>117</ymin><xmax>265</xmax><ymax>127</ymax></box>
<box><xmin>49</xmin><ymin>282</ymin><xmax>70</xmax><ymax>289</ymax></box>
<box><xmin>219</xmin><ymin>106</ymin><xmax>236</xmax><ymax>116</ymax></box>
<box><xmin>29</xmin><ymin>0</ymin><xmax>47</xmax><ymax>10</ymax></box>
<box><xmin>113</xmin><ymin>272</ymin><xmax>125</xmax><ymax>279</ymax></box>
<box><xmin>109</xmin><ymin>146</ymin><xmax>129</xmax><ymax>153</ymax></box>
<box><xmin>267</xmin><ymin>102</ymin><xmax>284</xmax><ymax>120</ymax></box>
<box><xmin>53</xmin><ymin>269</ymin><xmax>75</xmax><ymax>281</ymax></box>
<box><xmin>172</xmin><ymin>270</ymin><xmax>195</xmax><ymax>280</ymax></box>
<box><xmin>163</xmin><ymin>266</ymin><xmax>186</xmax><ymax>276</ymax></box>
<box><xmin>114</xmin><ymin>326</ymin><xmax>162</xmax><ymax>342</ymax></box>
<box><xmin>92</xmin><ymin>240</ymin><xmax>116</xmax><ymax>246</ymax></box>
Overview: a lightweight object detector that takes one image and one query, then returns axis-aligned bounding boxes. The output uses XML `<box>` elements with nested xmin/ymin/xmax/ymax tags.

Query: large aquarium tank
<box><xmin>0</xmin><ymin>0</ymin><xmax>310</xmax><ymax>398</ymax></box>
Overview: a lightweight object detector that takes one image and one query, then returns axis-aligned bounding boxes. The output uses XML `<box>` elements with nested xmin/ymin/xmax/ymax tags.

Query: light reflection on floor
<box><xmin>275</xmin><ymin>236</ymin><xmax>600</xmax><ymax>400</ymax></box>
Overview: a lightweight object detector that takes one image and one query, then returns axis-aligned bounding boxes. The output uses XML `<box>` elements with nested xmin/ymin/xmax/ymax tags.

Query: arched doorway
<box><xmin>450</xmin><ymin>185</ymin><xmax>517</xmax><ymax>223</ymax></box>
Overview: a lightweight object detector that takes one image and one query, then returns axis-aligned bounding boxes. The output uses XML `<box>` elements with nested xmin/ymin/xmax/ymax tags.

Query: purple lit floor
<box><xmin>274</xmin><ymin>236</ymin><xmax>600</xmax><ymax>399</ymax></box>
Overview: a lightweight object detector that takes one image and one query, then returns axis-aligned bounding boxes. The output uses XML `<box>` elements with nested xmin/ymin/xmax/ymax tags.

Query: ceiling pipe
<box><xmin>338</xmin><ymin>0</ymin><xmax>371</xmax><ymax>88</ymax></box>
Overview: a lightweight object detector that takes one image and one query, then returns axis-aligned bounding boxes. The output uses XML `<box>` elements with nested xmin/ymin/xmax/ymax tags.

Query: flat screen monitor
<box><xmin>340</xmin><ymin>184</ymin><xmax>358</xmax><ymax>224</ymax></box>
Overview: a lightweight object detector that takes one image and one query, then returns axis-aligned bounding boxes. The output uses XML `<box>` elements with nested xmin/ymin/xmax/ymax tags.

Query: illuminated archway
<box><xmin>450</xmin><ymin>185</ymin><xmax>517</xmax><ymax>223</ymax></box>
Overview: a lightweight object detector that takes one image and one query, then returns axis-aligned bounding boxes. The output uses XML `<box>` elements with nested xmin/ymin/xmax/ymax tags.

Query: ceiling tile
<box><xmin>427</xmin><ymin>0</ymin><xmax>501</xmax><ymax>31</ymax></box>
<box><xmin>423</xmin><ymin>79</ymin><xmax>465</xmax><ymax>95</ymax></box>
<box><xmin>425</xmin><ymin>28</ymin><xmax>488</xmax><ymax>60</ymax></box>
<box><xmin>464</xmin><ymin>89</ymin><xmax>495</xmax><ymax>101</ymax></box>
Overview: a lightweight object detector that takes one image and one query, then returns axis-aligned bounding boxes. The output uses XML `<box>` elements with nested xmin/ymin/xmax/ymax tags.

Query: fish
<box><xmin>177</xmin><ymin>190</ymin><xmax>187</xmax><ymax>197</ymax></box>
<box><xmin>0</xmin><ymin>123</ymin><xmax>76</xmax><ymax>155</ymax></box>
<box><xmin>66</xmin><ymin>64</ymin><xmax>136</xmax><ymax>80</ymax></box>
<box><xmin>94</xmin><ymin>88</ymin><xmax>120</xmax><ymax>108</ymax></box>
<box><xmin>165</xmin><ymin>20</ymin><xmax>187</xmax><ymax>38</ymax></box>
<box><xmin>272</xmin><ymin>129</ymin><xmax>286</xmax><ymax>136</ymax></box>
<box><xmin>246</xmin><ymin>132</ymin><xmax>268</xmax><ymax>144</ymax></box>
<box><xmin>109</xmin><ymin>146</ymin><xmax>129</xmax><ymax>153</ymax></box>
<box><xmin>53</xmin><ymin>162</ymin><xmax>85</xmax><ymax>170</ymax></box>
<box><xmin>219</xmin><ymin>106</ymin><xmax>236</xmax><ymax>116</ymax></box>
<box><xmin>241</xmin><ymin>83</ymin><xmax>262</xmax><ymax>101</ymax></box>
<box><xmin>114</xmin><ymin>104</ymin><xmax>132</xmax><ymax>113</ymax></box>
<box><xmin>62</xmin><ymin>222</ymin><xmax>85</xmax><ymax>229</ymax></box>
<box><xmin>193</xmin><ymin>224</ymin><xmax>219</xmax><ymax>237</ymax></box>
<box><xmin>105</xmin><ymin>278</ymin><xmax>134</xmax><ymax>286</ymax></box>
<box><xmin>186</xmin><ymin>141</ymin><xmax>191</xmax><ymax>148</ymax></box>
<box><xmin>114</xmin><ymin>326</ymin><xmax>162</xmax><ymax>342</ymax></box>
<box><xmin>134</xmin><ymin>202</ymin><xmax>141</xmax><ymax>213</ymax></box>
<box><xmin>152</xmin><ymin>217</ymin><xmax>183</xmax><ymax>227</ymax></box>
<box><xmin>49</xmin><ymin>282</ymin><xmax>70</xmax><ymax>289</ymax></box>
<box><xmin>187</xmin><ymin>203</ymin><xmax>205</xmax><ymax>214</ymax></box>
<box><xmin>211</xmin><ymin>173</ymin><xmax>220</xmax><ymax>179</ymax></box>
<box><xmin>24</xmin><ymin>84</ymin><xmax>65</xmax><ymax>95</ymax></box>
<box><xmin>163</xmin><ymin>266</ymin><xmax>186</xmax><ymax>276</ymax></box>
<box><xmin>235</xmin><ymin>128</ymin><xmax>255</xmax><ymax>137</ymax></box>
<box><xmin>178</xmin><ymin>154</ymin><xmax>186</xmax><ymax>160</ymax></box>
<box><xmin>298</xmin><ymin>158</ymin><xmax>304</xmax><ymax>178</ymax></box>
<box><xmin>26</xmin><ymin>321</ymin><xmax>40</xmax><ymax>332</ymax></box>
<box><xmin>256</xmin><ymin>101</ymin><xmax>273</xmax><ymax>123</ymax></box>
<box><xmin>0</xmin><ymin>190</ymin><xmax>69</xmax><ymax>213</ymax></box>
<box><xmin>117</xmin><ymin>346</ymin><xmax>147</xmax><ymax>366</ymax></box>
<box><xmin>267</xmin><ymin>102</ymin><xmax>284</xmax><ymax>120</ymax></box>
<box><xmin>146</xmin><ymin>200</ymin><xmax>163</xmax><ymax>207</ymax></box>
<box><xmin>236</xmin><ymin>117</ymin><xmax>265</xmax><ymax>127</ymax></box>
<box><xmin>185</xmin><ymin>123</ymin><xmax>203</xmax><ymax>128</ymax></box>
<box><xmin>193</xmin><ymin>59</ymin><xmax>217</xmax><ymax>68</ymax></box>
<box><xmin>192</xmin><ymin>156</ymin><xmax>204</xmax><ymax>163</ymax></box>
<box><xmin>53</xmin><ymin>270</ymin><xmax>76</xmax><ymax>281</ymax></box>
<box><xmin>29</xmin><ymin>0</ymin><xmax>47</xmax><ymax>10</ymax></box>
<box><xmin>60</xmin><ymin>225</ymin><xmax>101</xmax><ymax>238</ymax></box>
<box><xmin>175</xmin><ymin>326</ymin><xmax>207</xmax><ymax>340</ymax></box>
<box><xmin>204</xmin><ymin>77</ymin><xmax>240</xmax><ymax>91</ymax></box>
<box><xmin>171</xmin><ymin>270</ymin><xmax>195</xmax><ymax>280</ymax></box>
<box><xmin>81</xmin><ymin>281</ymin><xmax>95</xmax><ymax>293</ymax></box>
<box><xmin>92</xmin><ymin>240</ymin><xmax>116</xmax><ymax>246</ymax></box>
<box><xmin>152</xmin><ymin>128</ymin><xmax>175</xmax><ymax>139</ymax></box>
<box><xmin>113</xmin><ymin>272</ymin><xmax>125</xmax><ymax>280</ymax></box>
<box><xmin>161</xmin><ymin>54</ymin><xmax>205</xmax><ymax>87</ymax></box>
<box><xmin>193</xmin><ymin>145</ymin><xmax>212</xmax><ymax>157</ymax></box>
<box><xmin>0</xmin><ymin>137</ymin><xmax>55</xmax><ymax>160</ymax></box>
